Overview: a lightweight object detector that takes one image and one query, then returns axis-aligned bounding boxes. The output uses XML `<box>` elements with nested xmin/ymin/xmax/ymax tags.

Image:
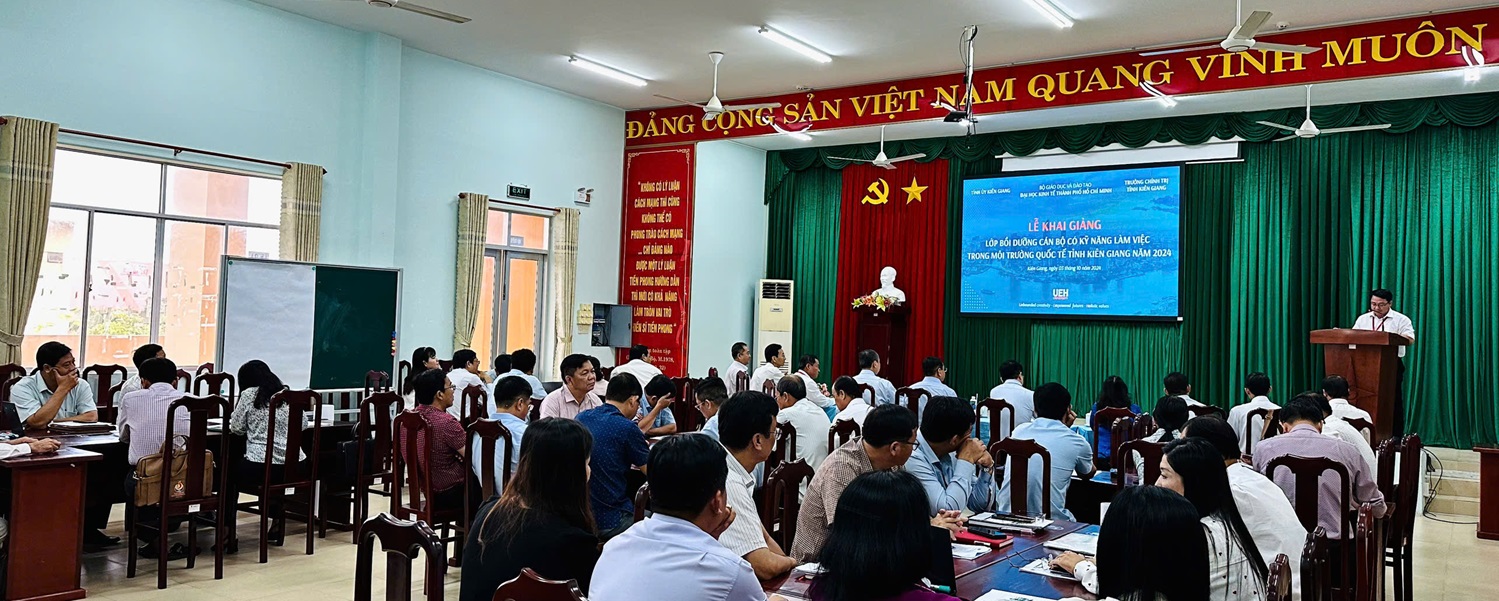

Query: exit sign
<box><xmin>507</xmin><ymin>184</ymin><xmax>531</xmax><ymax>201</ymax></box>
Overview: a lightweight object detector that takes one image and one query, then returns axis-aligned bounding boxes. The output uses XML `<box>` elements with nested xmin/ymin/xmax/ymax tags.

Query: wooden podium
<box><xmin>1309</xmin><ymin>328</ymin><xmax>1409</xmax><ymax>442</ymax></box>
<box><xmin>854</xmin><ymin>305</ymin><xmax>909</xmax><ymax>386</ymax></box>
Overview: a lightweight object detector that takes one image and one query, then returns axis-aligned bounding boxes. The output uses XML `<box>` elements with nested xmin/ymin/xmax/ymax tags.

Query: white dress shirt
<box><xmin>748</xmin><ymin>363</ymin><xmax>785</xmax><ymax>395</ymax></box>
<box><xmin>834</xmin><ymin>398</ymin><xmax>872</xmax><ymax>427</ymax></box>
<box><xmin>610</xmin><ymin>359</ymin><xmax>664</xmax><ymax>390</ymax></box>
<box><xmin>778</xmin><ymin>399</ymin><xmax>833</xmax><ymax>471</ymax></box>
<box><xmin>1178</xmin><ymin>393</ymin><xmax>1207</xmax><ymax>408</ymax></box>
<box><xmin>987</xmin><ymin>379</ymin><xmax>1037</xmax><ymax>437</ymax></box>
<box><xmin>908</xmin><ymin>376</ymin><xmax>956</xmax><ymax>418</ymax></box>
<box><xmin>1228</xmin><ymin>396</ymin><xmax>1280</xmax><ymax>451</ymax></box>
<box><xmin>1228</xmin><ymin>462</ymin><xmax>1305</xmax><ymax>600</ymax></box>
<box><xmin>117</xmin><ymin>382</ymin><xmax>190</xmax><ymax>465</ymax></box>
<box><xmin>499</xmin><ymin>369</ymin><xmax>547</xmax><ymax>400</ymax></box>
<box><xmin>1353</xmin><ymin>309</ymin><xmax>1415</xmax><ymax>357</ymax></box>
<box><xmin>0</xmin><ymin>443</ymin><xmax>32</xmax><ymax>460</ymax></box>
<box><xmin>1328</xmin><ymin>398</ymin><xmax>1371</xmax><ymax>423</ymax></box>
<box><xmin>853</xmin><ymin>370</ymin><xmax>896</xmax><ymax>407</ymax></box>
<box><xmin>591</xmin><ymin>514</ymin><xmax>767</xmax><ymax>601</ymax></box>
<box><xmin>1203</xmin><ymin>513</ymin><xmax>1272</xmax><ymax>601</ymax></box>
<box><xmin>723</xmin><ymin>361</ymin><xmax>750</xmax><ymax>394</ymax></box>
<box><xmin>119</xmin><ymin>375</ymin><xmax>145</xmax><ymax>399</ymax></box>
<box><xmin>446</xmin><ymin>370</ymin><xmax>495</xmax><ymax>420</ymax></box>
<box><xmin>795</xmin><ymin>371</ymin><xmax>835</xmax><ymax>410</ymax></box>
<box><xmin>1323</xmin><ymin>417</ymin><xmax>1379</xmax><ymax>474</ymax></box>
<box><xmin>717</xmin><ymin>447</ymin><xmax>768</xmax><ymax>558</ymax></box>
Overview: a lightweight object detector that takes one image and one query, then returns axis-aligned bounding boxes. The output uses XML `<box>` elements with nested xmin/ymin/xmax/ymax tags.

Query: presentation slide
<box><xmin>959</xmin><ymin>165</ymin><xmax>1181</xmax><ymax>318</ymax></box>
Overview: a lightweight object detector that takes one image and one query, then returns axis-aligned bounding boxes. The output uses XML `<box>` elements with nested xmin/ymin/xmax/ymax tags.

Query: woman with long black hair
<box><xmin>229</xmin><ymin>360</ymin><xmax>299</xmax><ymax>546</ymax></box>
<box><xmin>1157</xmin><ymin>438</ymin><xmax>1271</xmax><ymax>600</ymax></box>
<box><xmin>459</xmin><ymin>418</ymin><xmax>599</xmax><ymax>601</ymax></box>
<box><xmin>1052</xmin><ymin>485</ymin><xmax>1212</xmax><ymax>601</ymax></box>
<box><xmin>402</xmin><ymin>346</ymin><xmax>439</xmax><ymax>403</ymax></box>
<box><xmin>809</xmin><ymin>470</ymin><xmax>959</xmax><ymax>601</ymax></box>
<box><xmin>1090</xmin><ymin>375</ymin><xmax>1143</xmax><ymax>468</ymax></box>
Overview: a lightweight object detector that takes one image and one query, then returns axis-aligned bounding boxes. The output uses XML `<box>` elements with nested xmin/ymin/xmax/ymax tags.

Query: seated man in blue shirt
<box><xmin>640</xmin><ymin>375</ymin><xmax>679</xmax><ymax>437</ymax></box>
<box><xmin>472</xmin><ymin>376</ymin><xmax>532</xmax><ymax>495</ymax></box>
<box><xmin>696</xmin><ymin>377</ymin><xmax>729</xmax><ymax>441</ymax></box>
<box><xmin>906</xmin><ymin>356</ymin><xmax>957</xmax><ymax>418</ymax></box>
<box><xmin>578</xmin><ymin>374</ymin><xmax>652</xmax><ymax>539</ymax></box>
<box><xmin>904</xmin><ymin>396</ymin><xmax>994</xmax><ymax>514</ymax></box>
<box><xmin>591</xmin><ymin>435</ymin><xmax>776</xmax><ymax>601</ymax></box>
<box><xmin>851</xmin><ymin>349</ymin><xmax>897</xmax><ymax>407</ymax></box>
<box><xmin>499</xmin><ymin>348</ymin><xmax>548</xmax><ymax>401</ymax></box>
<box><xmin>998</xmin><ymin>382</ymin><xmax>1096</xmax><ymax>520</ymax></box>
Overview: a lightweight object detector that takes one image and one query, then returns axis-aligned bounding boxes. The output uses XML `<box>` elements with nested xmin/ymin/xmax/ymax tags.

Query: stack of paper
<box><xmin>975</xmin><ymin>589</ymin><xmax>1059</xmax><ymax>601</ymax></box>
<box><xmin>1042</xmin><ymin>530</ymin><xmax>1099</xmax><ymax>556</ymax></box>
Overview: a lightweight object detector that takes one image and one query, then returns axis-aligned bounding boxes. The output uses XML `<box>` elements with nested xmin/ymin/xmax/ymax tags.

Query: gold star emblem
<box><xmin>902</xmin><ymin>177</ymin><xmax>928</xmax><ymax>204</ymax></box>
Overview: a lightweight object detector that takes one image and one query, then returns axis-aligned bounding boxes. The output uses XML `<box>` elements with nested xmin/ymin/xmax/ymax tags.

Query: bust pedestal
<box><xmin>854</xmin><ymin>305</ymin><xmax>909</xmax><ymax>385</ymax></box>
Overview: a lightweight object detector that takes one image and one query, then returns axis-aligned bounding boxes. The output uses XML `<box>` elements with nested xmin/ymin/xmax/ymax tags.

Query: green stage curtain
<box><xmin>772</xmin><ymin>92</ymin><xmax>1499</xmax><ymax>446</ymax></box>
<box><xmin>766</xmin><ymin>168</ymin><xmax>843</xmax><ymax>374</ymax></box>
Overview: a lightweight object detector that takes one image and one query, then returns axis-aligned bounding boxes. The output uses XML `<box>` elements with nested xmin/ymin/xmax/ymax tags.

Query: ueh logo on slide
<box><xmin>1052</xmin><ymin>288</ymin><xmax>1069</xmax><ymax>300</ymax></box>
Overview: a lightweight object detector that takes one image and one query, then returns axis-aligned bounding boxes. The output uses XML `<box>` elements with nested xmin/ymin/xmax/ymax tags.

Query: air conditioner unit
<box><xmin>755</xmin><ymin>279</ymin><xmax>794</xmax><ymax>375</ymax></box>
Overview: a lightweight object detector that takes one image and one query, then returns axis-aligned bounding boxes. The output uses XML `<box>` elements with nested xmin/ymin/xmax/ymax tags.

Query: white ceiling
<box><xmin>253</xmin><ymin>0</ymin><xmax>1493</xmax><ymax>111</ymax></box>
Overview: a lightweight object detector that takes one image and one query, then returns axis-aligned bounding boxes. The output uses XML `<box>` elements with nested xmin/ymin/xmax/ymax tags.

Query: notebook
<box><xmin>1042</xmin><ymin>525</ymin><xmax>1100</xmax><ymax>555</ymax></box>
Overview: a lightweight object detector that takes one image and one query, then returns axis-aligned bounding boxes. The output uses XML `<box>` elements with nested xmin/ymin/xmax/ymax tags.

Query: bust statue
<box><xmin>872</xmin><ymin>266</ymin><xmax>906</xmax><ymax>303</ymax></box>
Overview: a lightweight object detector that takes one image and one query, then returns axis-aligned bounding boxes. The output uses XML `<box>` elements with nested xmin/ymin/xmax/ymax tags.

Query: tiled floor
<box><xmin>80</xmin><ymin>510</ymin><xmax>1499</xmax><ymax>600</ymax></box>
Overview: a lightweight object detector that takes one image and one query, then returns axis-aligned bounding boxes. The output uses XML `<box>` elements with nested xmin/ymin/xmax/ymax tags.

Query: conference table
<box><xmin>763</xmin><ymin>520</ymin><xmax>1096</xmax><ymax>601</ymax></box>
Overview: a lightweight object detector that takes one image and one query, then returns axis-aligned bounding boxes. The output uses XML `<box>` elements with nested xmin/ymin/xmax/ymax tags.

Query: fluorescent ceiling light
<box><xmin>1020</xmin><ymin>0</ymin><xmax>1074</xmax><ymax>28</ymax></box>
<box><xmin>1140</xmin><ymin>81</ymin><xmax>1177</xmax><ymax>108</ymax></box>
<box><xmin>568</xmin><ymin>56</ymin><xmax>647</xmax><ymax>87</ymax></box>
<box><xmin>758</xmin><ymin>26</ymin><xmax>833</xmax><ymax>63</ymax></box>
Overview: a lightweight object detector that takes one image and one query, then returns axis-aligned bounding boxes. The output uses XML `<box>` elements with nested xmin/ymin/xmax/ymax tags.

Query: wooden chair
<box><xmin>194</xmin><ymin>363</ymin><xmax>215</xmax><ymax>377</ymax></box>
<box><xmin>1091</xmin><ymin>407</ymin><xmax>1137</xmax><ymax>470</ymax></box>
<box><xmin>855</xmin><ymin>382</ymin><xmax>876</xmax><ymax>405</ymax></box>
<box><xmin>1187</xmin><ymin>404</ymin><xmax>1220</xmax><ymax>418</ymax></box>
<box><xmin>125</xmin><ymin>394</ymin><xmax>232</xmax><ymax>589</ymax></box>
<box><xmin>82</xmin><ymin>364</ymin><xmax>128</xmax><ymax>422</ymax></box>
<box><xmin>708</xmin><ymin>367</ymin><xmax>719</xmax><ymax>379</ymax></box>
<box><xmin>460</xmin><ymin>384</ymin><xmax>489</xmax><ymax>426</ymax></box>
<box><xmin>0</xmin><ymin>364</ymin><xmax>25</xmax><ymax>384</ymax></box>
<box><xmin>1378</xmin><ymin>434</ymin><xmax>1421</xmax><ymax>601</ymax></box>
<box><xmin>1114</xmin><ymin>438</ymin><xmax>1166</xmax><ymax>486</ymax></box>
<box><xmin>466</xmin><ymin>418</ymin><xmax>513</xmax><ymax>518</ymax></box>
<box><xmin>895</xmin><ymin>386</ymin><xmax>929</xmax><ymax>418</ymax></box>
<box><xmin>1354</xmin><ymin>503</ymin><xmax>1386</xmax><ymax>601</ymax></box>
<box><xmin>988</xmin><ymin>438</ymin><xmax>1052</xmax><ymax>517</ymax></box>
<box><xmin>1244</xmin><ymin>407</ymin><xmax>1278</xmax><ymax>456</ymax></box>
<box><xmin>1301</xmin><ymin>527</ymin><xmax>1331</xmax><ymax>601</ymax></box>
<box><xmin>173</xmin><ymin>369</ymin><xmax>193</xmax><ymax>392</ymax></box>
<box><xmin>1267</xmin><ymin>553</ymin><xmax>1292</xmax><ymax>601</ymax></box>
<box><xmin>669</xmin><ymin>376</ymin><xmax>700</xmax><ymax>433</ymax></box>
<box><xmin>353</xmin><ymin>513</ymin><xmax>446</xmax><ymax>601</ymax></box>
<box><xmin>393</xmin><ymin>410</ymin><xmax>467</xmax><ymax>568</ymax></box>
<box><xmin>437</xmin><ymin>360</ymin><xmax>454</xmax><ymax>372</ymax></box>
<box><xmin>1265</xmin><ymin>454</ymin><xmax>1355</xmax><ymax>592</ymax></box>
<box><xmin>397</xmin><ymin>361</ymin><xmax>412</xmax><ymax>392</ymax></box>
<box><xmin>828</xmin><ymin>419</ymin><xmax>861</xmax><ymax>451</ymax></box>
<box><xmin>633</xmin><ymin>483</ymin><xmax>651</xmax><ymax>523</ymax></box>
<box><xmin>734</xmin><ymin>371</ymin><xmax>748</xmax><ymax>394</ymax></box>
<box><xmin>766</xmin><ymin>420</ymin><xmax>796</xmax><ymax>473</ymax></box>
<box><xmin>977</xmin><ymin>397</ymin><xmax>1016</xmax><ymax>444</ymax></box>
<box><xmin>492</xmin><ymin>568</ymin><xmax>586</xmax><ymax>601</ymax></box>
<box><xmin>1346</xmin><ymin>416</ymin><xmax>1375</xmax><ymax>446</ymax></box>
<box><xmin>239</xmin><ymin>389</ymin><xmax>323</xmax><ymax>563</ymax></box>
<box><xmin>353</xmin><ymin>392</ymin><xmax>404</xmax><ymax>538</ymax></box>
<box><xmin>761</xmin><ymin>379</ymin><xmax>777</xmax><ymax>396</ymax></box>
<box><xmin>760</xmin><ymin>459</ymin><xmax>815</xmax><ymax>551</ymax></box>
<box><xmin>0</xmin><ymin>378</ymin><xmax>21</xmax><ymax>431</ymax></box>
<box><xmin>0</xmin><ymin>376</ymin><xmax>20</xmax><ymax>408</ymax></box>
<box><xmin>599</xmin><ymin>366</ymin><xmax>613</xmax><ymax>381</ymax></box>
<box><xmin>193</xmin><ymin>372</ymin><xmax>237</xmax><ymax>417</ymax></box>
<box><xmin>365</xmin><ymin>371</ymin><xmax>393</xmax><ymax>397</ymax></box>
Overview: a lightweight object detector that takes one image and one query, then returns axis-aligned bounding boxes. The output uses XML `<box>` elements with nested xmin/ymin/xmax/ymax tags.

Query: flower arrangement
<box><xmin>851</xmin><ymin>293</ymin><xmax>903</xmax><ymax>310</ymax></box>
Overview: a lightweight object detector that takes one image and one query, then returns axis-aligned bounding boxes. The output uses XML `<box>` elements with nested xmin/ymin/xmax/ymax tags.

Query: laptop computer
<box><xmin>925</xmin><ymin>525</ymin><xmax>957</xmax><ymax>591</ymax></box>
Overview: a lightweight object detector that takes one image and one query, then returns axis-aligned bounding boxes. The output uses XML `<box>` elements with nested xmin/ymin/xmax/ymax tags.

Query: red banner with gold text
<box><xmin>618</xmin><ymin>145</ymin><xmax>695</xmax><ymax>377</ymax></box>
<box><xmin>626</xmin><ymin>8</ymin><xmax>1493</xmax><ymax>147</ymax></box>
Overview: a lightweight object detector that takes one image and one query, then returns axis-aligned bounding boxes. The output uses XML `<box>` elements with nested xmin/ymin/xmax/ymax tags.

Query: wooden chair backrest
<box><xmin>895</xmin><ymin>387</ymin><xmax>928</xmax><ymax>417</ymax></box>
<box><xmin>760</xmin><ymin>459</ymin><xmax>815</xmax><ymax>551</ymax></box>
<box><xmin>357</xmin><ymin>392</ymin><xmax>404</xmax><ymax>485</ymax></box>
<box><xmin>461</xmin><ymin>384</ymin><xmax>489</xmax><ymax>426</ymax></box>
<box><xmin>856</xmin><ymin>382</ymin><xmax>876</xmax><ymax>405</ymax></box>
<box><xmin>0</xmin><ymin>376</ymin><xmax>18</xmax><ymax>410</ymax></box>
<box><xmin>194</xmin><ymin>362</ymin><xmax>215</xmax><ymax>377</ymax></box>
<box><xmin>1354</xmin><ymin>503</ymin><xmax>1386</xmax><ymax>601</ymax></box>
<box><xmin>1301</xmin><ymin>527</ymin><xmax>1330</xmax><ymax>601</ymax></box>
<box><xmin>1090</xmin><ymin>406</ymin><xmax>1137</xmax><ymax>461</ymax></box>
<box><xmin>193</xmin><ymin>372</ymin><xmax>238</xmax><ymax>416</ymax></box>
<box><xmin>397</xmin><ymin>361</ymin><xmax>412</xmax><ymax>392</ymax></box>
<box><xmin>364</xmin><ymin>371</ymin><xmax>393</xmax><ymax>397</ymax></box>
<box><xmin>1244</xmin><ymin>407</ymin><xmax>1277</xmax><ymax>456</ymax></box>
<box><xmin>82</xmin><ymin>364</ymin><xmax>128</xmax><ymax>408</ymax></box>
<box><xmin>1265</xmin><ymin>455</ymin><xmax>1353</xmax><ymax>538</ymax></box>
<box><xmin>157</xmin><ymin>394</ymin><xmax>233</xmax><ymax>510</ymax></box>
<box><xmin>173</xmin><ymin>369</ymin><xmax>193</xmax><ymax>392</ymax></box>
<box><xmin>353</xmin><ymin>513</ymin><xmax>446</xmax><ymax>601</ymax></box>
<box><xmin>266</xmin><ymin>389</ymin><xmax>323</xmax><ymax>485</ymax></box>
<box><xmin>989</xmin><ymin>437</ymin><xmax>1052</xmax><ymax>517</ymax></box>
<box><xmin>393</xmin><ymin>410</ymin><xmax>437</xmax><ymax>521</ymax></box>
<box><xmin>491</xmin><ymin>568</ymin><xmax>586</xmax><ymax>601</ymax></box>
<box><xmin>708</xmin><ymin>367</ymin><xmax>719</xmax><ymax>379</ymax></box>
<box><xmin>1187</xmin><ymin>404</ymin><xmax>1220</xmax><ymax>418</ymax></box>
<box><xmin>1345</xmin><ymin>416</ymin><xmax>1375</xmax><ymax>446</ymax></box>
<box><xmin>828</xmin><ymin>419</ymin><xmax>861</xmax><ymax>451</ymax></box>
<box><xmin>599</xmin><ymin>366</ymin><xmax>613</xmax><ymax>381</ymax></box>
<box><xmin>1377</xmin><ymin>434</ymin><xmax>1421</xmax><ymax>548</ymax></box>
<box><xmin>761</xmin><ymin>379</ymin><xmax>777</xmax><ymax>396</ymax></box>
<box><xmin>0</xmin><ymin>364</ymin><xmax>25</xmax><ymax>384</ymax></box>
<box><xmin>1267</xmin><ymin>553</ymin><xmax>1292</xmax><ymax>601</ymax></box>
<box><xmin>978</xmin><ymin>397</ymin><xmax>1016</xmax><ymax>443</ymax></box>
<box><xmin>438</xmin><ymin>360</ymin><xmax>453</xmax><ymax>373</ymax></box>
<box><xmin>766</xmin><ymin>420</ymin><xmax>796</xmax><ymax>473</ymax></box>
<box><xmin>670</xmin><ymin>376</ymin><xmax>700</xmax><ymax>433</ymax></box>
<box><xmin>1115</xmin><ymin>438</ymin><xmax>1166</xmax><ymax>486</ymax></box>
<box><xmin>734</xmin><ymin>371</ymin><xmax>749</xmax><ymax>394</ymax></box>
<box><xmin>467</xmin><ymin>418</ymin><xmax>512</xmax><ymax>503</ymax></box>
<box><xmin>633</xmin><ymin>483</ymin><xmax>651</xmax><ymax>523</ymax></box>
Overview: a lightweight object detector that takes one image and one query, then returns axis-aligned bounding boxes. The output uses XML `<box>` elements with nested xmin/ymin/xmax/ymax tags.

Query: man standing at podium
<box><xmin>1352</xmin><ymin>288</ymin><xmax>1415</xmax><ymax>435</ymax></box>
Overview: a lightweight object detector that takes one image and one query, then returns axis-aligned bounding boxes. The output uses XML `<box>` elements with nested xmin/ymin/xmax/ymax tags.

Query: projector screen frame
<box><xmin>957</xmin><ymin>161</ymin><xmax>1187</xmax><ymax>323</ymax></box>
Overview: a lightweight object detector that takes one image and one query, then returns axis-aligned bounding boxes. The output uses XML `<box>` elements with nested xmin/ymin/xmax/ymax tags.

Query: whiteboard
<box><xmin>219</xmin><ymin>259</ymin><xmax>317</xmax><ymax>389</ymax></box>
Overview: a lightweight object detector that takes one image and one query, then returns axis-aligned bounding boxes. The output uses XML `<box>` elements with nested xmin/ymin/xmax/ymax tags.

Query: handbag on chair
<box><xmin>133</xmin><ymin>435</ymin><xmax>214</xmax><ymax>507</ymax></box>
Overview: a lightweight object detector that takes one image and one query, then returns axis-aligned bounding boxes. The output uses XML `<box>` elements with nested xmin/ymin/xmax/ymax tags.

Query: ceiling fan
<box><xmin>829</xmin><ymin>126</ymin><xmax>926</xmax><ymax>169</ymax></box>
<box><xmin>314</xmin><ymin>0</ymin><xmax>470</xmax><ymax>24</ymax></box>
<box><xmin>1257</xmin><ymin>85</ymin><xmax>1391</xmax><ymax>141</ymax></box>
<box><xmin>1140</xmin><ymin>0</ymin><xmax>1317</xmax><ymax>57</ymax></box>
<box><xmin>654</xmin><ymin>52</ymin><xmax>781</xmax><ymax>120</ymax></box>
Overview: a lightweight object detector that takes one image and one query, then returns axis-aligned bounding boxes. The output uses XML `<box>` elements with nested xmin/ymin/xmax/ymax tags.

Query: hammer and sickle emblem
<box><xmin>861</xmin><ymin>178</ymin><xmax>890</xmax><ymax>205</ymax></box>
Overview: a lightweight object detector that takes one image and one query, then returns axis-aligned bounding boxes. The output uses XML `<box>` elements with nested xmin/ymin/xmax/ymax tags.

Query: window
<box><xmin>470</xmin><ymin>209</ymin><xmax>549</xmax><ymax>372</ymax></box>
<box><xmin>20</xmin><ymin>149</ymin><xmax>280</xmax><ymax>370</ymax></box>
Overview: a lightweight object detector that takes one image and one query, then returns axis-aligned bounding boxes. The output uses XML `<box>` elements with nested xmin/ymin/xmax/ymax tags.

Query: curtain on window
<box><xmin>279</xmin><ymin>162</ymin><xmax>324</xmax><ymax>262</ymax></box>
<box><xmin>453</xmin><ymin>193</ymin><xmax>489</xmax><ymax>351</ymax></box>
<box><xmin>547</xmin><ymin>208</ymin><xmax>580</xmax><ymax>379</ymax></box>
<box><xmin>0</xmin><ymin>116</ymin><xmax>59</xmax><ymax>364</ymax></box>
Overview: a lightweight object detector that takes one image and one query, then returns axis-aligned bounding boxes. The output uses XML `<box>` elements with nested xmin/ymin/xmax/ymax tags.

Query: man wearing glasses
<box><xmin>1353</xmin><ymin>288</ymin><xmax>1415</xmax><ymax>435</ymax></box>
